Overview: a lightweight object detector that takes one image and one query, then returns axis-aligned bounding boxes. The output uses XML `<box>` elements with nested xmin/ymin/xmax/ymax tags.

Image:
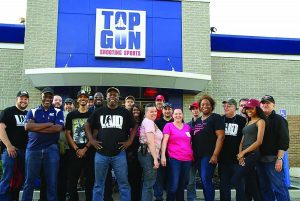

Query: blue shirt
<box><xmin>25</xmin><ymin>105</ymin><xmax>64</xmax><ymax>150</ymax></box>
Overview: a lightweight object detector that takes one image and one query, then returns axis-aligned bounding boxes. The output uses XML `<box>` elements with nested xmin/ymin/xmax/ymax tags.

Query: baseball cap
<box><xmin>189</xmin><ymin>102</ymin><xmax>199</xmax><ymax>110</ymax></box>
<box><xmin>17</xmin><ymin>90</ymin><xmax>29</xmax><ymax>98</ymax></box>
<box><xmin>77</xmin><ymin>90</ymin><xmax>89</xmax><ymax>98</ymax></box>
<box><xmin>163</xmin><ymin>102</ymin><xmax>172</xmax><ymax>109</ymax></box>
<box><xmin>41</xmin><ymin>87</ymin><xmax>54</xmax><ymax>95</ymax></box>
<box><xmin>222</xmin><ymin>98</ymin><xmax>237</xmax><ymax>108</ymax></box>
<box><xmin>261</xmin><ymin>95</ymin><xmax>275</xmax><ymax>104</ymax></box>
<box><xmin>64</xmin><ymin>98</ymin><xmax>74</xmax><ymax>104</ymax></box>
<box><xmin>106</xmin><ymin>87</ymin><xmax>120</xmax><ymax>95</ymax></box>
<box><xmin>155</xmin><ymin>95</ymin><xmax>164</xmax><ymax>101</ymax></box>
<box><xmin>125</xmin><ymin>95</ymin><xmax>135</xmax><ymax>101</ymax></box>
<box><xmin>244</xmin><ymin>99</ymin><xmax>260</xmax><ymax>109</ymax></box>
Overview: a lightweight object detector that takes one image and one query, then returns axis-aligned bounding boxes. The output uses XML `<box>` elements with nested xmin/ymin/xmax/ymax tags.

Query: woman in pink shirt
<box><xmin>138</xmin><ymin>103</ymin><xmax>163</xmax><ymax>201</ymax></box>
<box><xmin>161</xmin><ymin>108</ymin><xmax>193</xmax><ymax>201</ymax></box>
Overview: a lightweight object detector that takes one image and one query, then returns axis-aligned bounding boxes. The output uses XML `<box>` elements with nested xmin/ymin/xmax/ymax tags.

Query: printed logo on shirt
<box><xmin>193</xmin><ymin>122</ymin><xmax>207</xmax><ymax>135</ymax></box>
<box><xmin>100</xmin><ymin>115</ymin><xmax>123</xmax><ymax>129</ymax></box>
<box><xmin>185</xmin><ymin>132</ymin><xmax>191</xmax><ymax>137</ymax></box>
<box><xmin>72</xmin><ymin>118</ymin><xmax>88</xmax><ymax>144</ymax></box>
<box><xmin>14</xmin><ymin>115</ymin><xmax>26</xmax><ymax>127</ymax></box>
<box><xmin>225</xmin><ymin>123</ymin><xmax>238</xmax><ymax>136</ymax></box>
<box><xmin>49</xmin><ymin>113</ymin><xmax>55</xmax><ymax>116</ymax></box>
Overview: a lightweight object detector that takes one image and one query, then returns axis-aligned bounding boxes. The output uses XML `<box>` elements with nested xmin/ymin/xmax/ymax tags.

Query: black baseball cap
<box><xmin>41</xmin><ymin>87</ymin><xmax>54</xmax><ymax>95</ymax></box>
<box><xmin>64</xmin><ymin>98</ymin><xmax>74</xmax><ymax>104</ymax></box>
<box><xmin>163</xmin><ymin>102</ymin><xmax>172</xmax><ymax>109</ymax></box>
<box><xmin>261</xmin><ymin>95</ymin><xmax>275</xmax><ymax>104</ymax></box>
<box><xmin>17</xmin><ymin>90</ymin><xmax>29</xmax><ymax>98</ymax></box>
<box><xmin>77</xmin><ymin>90</ymin><xmax>89</xmax><ymax>98</ymax></box>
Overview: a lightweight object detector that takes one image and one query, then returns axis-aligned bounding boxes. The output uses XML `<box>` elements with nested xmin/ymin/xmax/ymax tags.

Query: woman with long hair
<box><xmin>231</xmin><ymin>98</ymin><xmax>266</xmax><ymax>201</ymax></box>
<box><xmin>138</xmin><ymin>103</ymin><xmax>163</xmax><ymax>201</ymax></box>
<box><xmin>161</xmin><ymin>108</ymin><xmax>193</xmax><ymax>201</ymax></box>
<box><xmin>127</xmin><ymin>104</ymin><xmax>144</xmax><ymax>201</ymax></box>
<box><xmin>191</xmin><ymin>95</ymin><xmax>225</xmax><ymax>201</ymax></box>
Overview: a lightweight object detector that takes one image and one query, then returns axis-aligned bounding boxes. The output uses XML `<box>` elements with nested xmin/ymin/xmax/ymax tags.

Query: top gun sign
<box><xmin>95</xmin><ymin>9</ymin><xmax>146</xmax><ymax>59</ymax></box>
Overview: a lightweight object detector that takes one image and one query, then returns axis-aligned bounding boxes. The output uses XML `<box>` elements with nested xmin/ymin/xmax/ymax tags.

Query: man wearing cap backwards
<box><xmin>153</xmin><ymin>103</ymin><xmax>174</xmax><ymax>201</ymax></box>
<box><xmin>155</xmin><ymin>95</ymin><xmax>165</xmax><ymax>120</ymax></box>
<box><xmin>85</xmin><ymin>87</ymin><xmax>137</xmax><ymax>201</ymax></box>
<box><xmin>124</xmin><ymin>95</ymin><xmax>135</xmax><ymax>110</ymax></box>
<box><xmin>218</xmin><ymin>98</ymin><xmax>247</xmax><ymax>201</ymax></box>
<box><xmin>64</xmin><ymin>98</ymin><xmax>75</xmax><ymax>113</ymax></box>
<box><xmin>186</xmin><ymin>101</ymin><xmax>200</xmax><ymax>201</ymax></box>
<box><xmin>21</xmin><ymin>87</ymin><xmax>64</xmax><ymax>201</ymax></box>
<box><xmin>257</xmin><ymin>95</ymin><xmax>290</xmax><ymax>201</ymax></box>
<box><xmin>65</xmin><ymin>90</ymin><xmax>94</xmax><ymax>201</ymax></box>
<box><xmin>0</xmin><ymin>90</ymin><xmax>29</xmax><ymax>201</ymax></box>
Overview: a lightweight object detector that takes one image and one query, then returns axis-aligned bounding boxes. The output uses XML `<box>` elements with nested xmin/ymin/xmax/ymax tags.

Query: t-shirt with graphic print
<box><xmin>219</xmin><ymin>114</ymin><xmax>246</xmax><ymax>164</ymax></box>
<box><xmin>0</xmin><ymin>106</ymin><xmax>28</xmax><ymax>150</ymax></box>
<box><xmin>88</xmin><ymin>106</ymin><xmax>134</xmax><ymax>156</ymax></box>
<box><xmin>163</xmin><ymin>123</ymin><xmax>193</xmax><ymax>161</ymax></box>
<box><xmin>192</xmin><ymin>113</ymin><xmax>224</xmax><ymax>160</ymax></box>
<box><xmin>65</xmin><ymin>109</ymin><xmax>92</xmax><ymax>146</ymax></box>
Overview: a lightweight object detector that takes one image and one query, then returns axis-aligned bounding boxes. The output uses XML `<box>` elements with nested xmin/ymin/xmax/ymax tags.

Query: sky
<box><xmin>0</xmin><ymin>0</ymin><xmax>300</xmax><ymax>38</ymax></box>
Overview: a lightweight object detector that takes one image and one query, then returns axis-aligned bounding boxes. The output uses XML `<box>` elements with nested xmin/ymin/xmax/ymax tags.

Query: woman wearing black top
<box><xmin>191</xmin><ymin>95</ymin><xmax>225</xmax><ymax>201</ymax></box>
<box><xmin>127</xmin><ymin>104</ymin><xmax>144</xmax><ymax>201</ymax></box>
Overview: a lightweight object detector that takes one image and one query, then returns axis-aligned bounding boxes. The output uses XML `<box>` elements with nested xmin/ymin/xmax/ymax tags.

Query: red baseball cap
<box><xmin>189</xmin><ymin>102</ymin><xmax>199</xmax><ymax>110</ymax></box>
<box><xmin>155</xmin><ymin>95</ymin><xmax>164</xmax><ymax>101</ymax></box>
<box><xmin>244</xmin><ymin>99</ymin><xmax>260</xmax><ymax>109</ymax></box>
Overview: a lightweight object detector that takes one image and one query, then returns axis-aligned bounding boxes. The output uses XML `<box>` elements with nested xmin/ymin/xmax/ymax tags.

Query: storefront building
<box><xmin>0</xmin><ymin>0</ymin><xmax>299</xmax><ymax>167</ymax></box>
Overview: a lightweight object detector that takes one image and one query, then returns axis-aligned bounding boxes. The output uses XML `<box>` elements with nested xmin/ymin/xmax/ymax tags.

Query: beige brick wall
<box><xmin>182</xmin><ymin>1</ymin><xmax>211</xmax><ymax>118</ymax></box>
<box><xmin>288</xmin><ymin>115</ymin><xmax>300</xmax><ymax>167</ymax></box>
<box><xmin>0</xmin><ymin>49</ymin><xmax>24</xmax><ymax>108</ymax></box>
<box><xmin>21</xmin><ymin>0</ymin><xmax>59</xmax><ymax>108</ymax></box>
<box><xmin>182</xmin><ymin>1</ymin><xmax>211</xmax><ymax>75</ymax></box>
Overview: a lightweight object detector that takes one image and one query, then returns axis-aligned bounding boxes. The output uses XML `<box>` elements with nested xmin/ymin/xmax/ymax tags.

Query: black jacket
<box><xmin>260</xmin><ymin>110</ymin><xmax>289</xmax><ymax>156</ymax></box>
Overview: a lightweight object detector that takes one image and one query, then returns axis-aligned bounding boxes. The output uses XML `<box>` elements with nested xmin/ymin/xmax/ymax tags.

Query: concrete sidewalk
<box><xmin>20</xmin><ymin>188</ymin><xmax>300</xmax><ymax>201</ymax></box>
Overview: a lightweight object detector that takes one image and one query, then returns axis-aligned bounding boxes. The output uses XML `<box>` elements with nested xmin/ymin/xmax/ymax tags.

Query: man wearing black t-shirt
<box><xmin>65</xmin><ymin>90</ymin><xmax>93</xmax><ymax>201</ymax></box>
<box><xmin>219</xmin><ymin>98</ymin><xmax>246</xmax><ymax>201</ymax></box>
<box><xmin>153</xmin><ymin>102</ymin><xmax>173</xmax><ymax>201</ymax></box>
<box><xmin>0</xmin><ymin>90</ymin><xmax>29</xmax><ymax>201</ymax></box>
<box><xmin>85</xmin><ymin>87</ymin><xmax>137</xmax><ymax>201</ymax></box>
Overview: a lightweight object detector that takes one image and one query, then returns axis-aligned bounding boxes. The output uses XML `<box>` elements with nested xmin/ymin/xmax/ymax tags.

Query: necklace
<box><xmin>201</xmin><ymin>113</ymin><xmax>212</xmax><ymax>121</ymax></box>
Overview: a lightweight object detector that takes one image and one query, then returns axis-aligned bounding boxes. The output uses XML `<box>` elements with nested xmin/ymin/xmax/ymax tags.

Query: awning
<box><xmin>25</xmin><ymin>67</ymin><xmax>211</xmax><ymax>92</ymax></box>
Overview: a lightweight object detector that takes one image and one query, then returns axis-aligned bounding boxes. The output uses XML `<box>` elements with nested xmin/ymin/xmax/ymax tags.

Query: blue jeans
<box><xmin>167</xmin><ymin>158</ymin><xmax>191</xmax><ymax>201</ymax></box>
<box><xmin>21</xmin><ymin>144</ymin><xmax>59</xmax><ymax>201</ymax></box>
<box><xmin>218</xmin><ymin>163</ymin><xmax>245</xmax><ymax>201</ymax></box>
<box><xmin>256</xmin><ymin>161</ymin><xmax>290</xmax><ymax>201</ymax></box>
<box><xmin>196</xmin><ymin>156</ymin><xmax>216</xmax><ymax>201</ymax></box>
<box><xmin>138</xmin><ymin>151</ymin><xmax>157</xmax><ymax>201</ymax></box>
<box><xmin>186</xmin><ymin>164</ymin><xmax>197</xmax><ymax>201</ymax></box>
<box><xmin>0</xmin><ymin>149</ymin><xmax>25</xmax><ymax>201</ymax></box>
<box><xmin>231</xmin><ymin>152</ymin><xmax>261</xmax><ymax>201</ymax></box>
<box><xmin>93</xmin><ymin>151</ymin><xmax>131</xmax><ymax>201</ymax></box>
<box><xmin>153</xmin><ymin>164</ymin><xmax>167</xmax><ymax>200</ymax></box>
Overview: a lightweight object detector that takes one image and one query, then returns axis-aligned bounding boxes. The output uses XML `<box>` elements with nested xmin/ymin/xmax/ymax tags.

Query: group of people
<box><xmin>0</xmin><ymin>86</ymin><xmax>290</xmax><ymax>201</ymax></box>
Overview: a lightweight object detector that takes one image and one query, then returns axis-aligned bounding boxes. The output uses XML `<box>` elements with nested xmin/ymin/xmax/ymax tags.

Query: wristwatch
<box><xmin>277</xmin><ymin>156</ymin><xmax>283</xmax><ymax>160</ymax></box>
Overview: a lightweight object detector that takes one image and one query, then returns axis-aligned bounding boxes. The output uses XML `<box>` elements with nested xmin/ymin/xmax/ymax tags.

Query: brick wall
<box><xmin>0</xmin><ymin>49</ymin><xmax>24</xmax><ymax>108</ymax></box>
<box><xmin>21</xmin><ymin>0</ymin><xmax>59</xmax><ymax>108</ymax></box>
<box><xmin>288</xmin><ymin>115</ymin><xmax>300</xmax><ymax>167</ymax></box>
<box><xmin>182</xmin><ymin>0</ymin><xmax>211</xmax><ymax>118</ymax></box>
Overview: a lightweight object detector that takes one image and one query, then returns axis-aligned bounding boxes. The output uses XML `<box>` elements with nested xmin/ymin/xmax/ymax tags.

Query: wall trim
<box><xmin>0</xmin><ymin>43</ymin><xmax>24</xmax><ymax>50</ymax></box>
<box><xmin>211</xmin><ymin>51</ymin><xmax>300</xmax><ymax>61</ymax></box>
